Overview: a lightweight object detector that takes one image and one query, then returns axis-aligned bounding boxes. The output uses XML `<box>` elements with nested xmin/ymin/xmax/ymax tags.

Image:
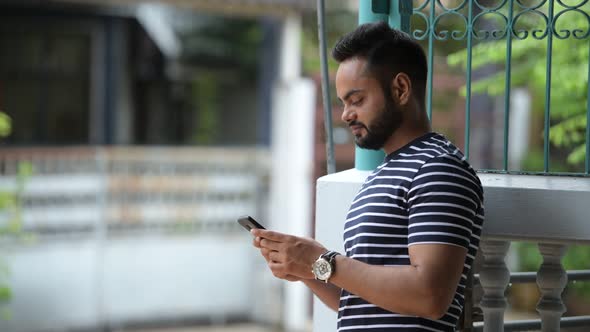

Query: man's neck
<box><xmin>381</xmin><ymin>122</ymin><xmax>431</xmax><ymax>156</ymax></box>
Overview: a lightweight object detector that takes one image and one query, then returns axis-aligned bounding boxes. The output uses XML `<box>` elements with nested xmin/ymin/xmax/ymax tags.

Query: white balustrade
<box><xmin>479</xmin><ymin>240</ymin><xmax>511</xmax><ymax>332</ymax></box>
<box><xmin>536</xmin><ymin>243</ymin><xmax>568</xmax><ymax>332</ymax></box>
<box><xmin>472</xmin><ymin>174</ymin><xmax>590</xmax><ymax>331</ymax></box>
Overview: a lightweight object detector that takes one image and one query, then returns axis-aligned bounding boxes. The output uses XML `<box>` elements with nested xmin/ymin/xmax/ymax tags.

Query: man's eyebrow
<box><xmin>340</xmin><ymin>89</ymin><xmax>363</xmax><ymax>102</ymax></box>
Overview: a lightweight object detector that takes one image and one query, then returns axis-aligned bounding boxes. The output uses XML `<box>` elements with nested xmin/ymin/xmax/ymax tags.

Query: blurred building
<box><xmin>1</xmin><ymin>1</ymin><xmax>281</xmax><ymax>147</ymax></box>
<box><xmin>0</xmin><ymin>1</ymin><xmax>335</xmax><ymax>331</ymax></box>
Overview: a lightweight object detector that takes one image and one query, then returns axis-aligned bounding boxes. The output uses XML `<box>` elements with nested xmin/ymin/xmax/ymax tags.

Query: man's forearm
<box><xmin>302</xmin><ymin>279</ymin><xmax>341</xmax><ymax>312</ymax></box>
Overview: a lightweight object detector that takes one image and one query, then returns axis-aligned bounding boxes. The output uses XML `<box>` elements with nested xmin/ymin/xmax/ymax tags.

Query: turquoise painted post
<box><xmin>389</xmin><ymin>0</ymin><xmax>412</xmax><ymax>33</ymax></box>
<box><xmin>358</xmin><ymin>0</ymin><xmax>389</xmax><ymax>24</ymax></box>
<box><xmin>355</xmin><ymin>0</ymin><xmax>388</xmax><ymax>171</ymax></box>
<box><xmin>355</xmin><ymin>0</ymin><xmax>412</xmax><ymax>171</ymax></box>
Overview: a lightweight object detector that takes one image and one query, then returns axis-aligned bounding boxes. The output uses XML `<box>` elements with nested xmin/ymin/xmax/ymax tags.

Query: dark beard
<box><xmin>354</xmin><ymin>99</ymin><xmax>402</xmax><ymax>150</ymax></box>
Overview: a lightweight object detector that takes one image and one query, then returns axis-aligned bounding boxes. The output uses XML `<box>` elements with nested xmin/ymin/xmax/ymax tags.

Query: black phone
<box><xmin>237</xmin><ymin>215</ymin><xmax>266</xmax><ymax>232</ymax></box>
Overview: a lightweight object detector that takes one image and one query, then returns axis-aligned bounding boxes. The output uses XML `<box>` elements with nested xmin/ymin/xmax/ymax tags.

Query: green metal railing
<box><xmin>410</xmin><ymin>0</ymin><xmax>590</xmax><ymax>176</ymax></box>
<box><xmin>319</xmin><ymin>0</ymin><xmax>590</xmax><ymax>176</ymax></box>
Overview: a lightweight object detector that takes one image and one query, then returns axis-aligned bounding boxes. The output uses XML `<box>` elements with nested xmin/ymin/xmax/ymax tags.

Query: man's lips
<box><xmin>349</xmin><ymin>124</ymin><xmax>364</xmax><ymax>136</ymax></box>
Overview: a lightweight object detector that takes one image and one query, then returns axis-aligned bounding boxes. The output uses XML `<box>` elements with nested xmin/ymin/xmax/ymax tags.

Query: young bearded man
<box><xmin>252</xmin><ymin>21</ymin><xmax>484</xmax><ymax>332</ymax></box>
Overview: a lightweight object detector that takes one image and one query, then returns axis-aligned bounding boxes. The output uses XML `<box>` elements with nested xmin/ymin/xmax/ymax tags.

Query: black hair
<box><xmin>332</xmin><ymin>21</ymin><xmax>428</xmax><ymax>107</ymax></box>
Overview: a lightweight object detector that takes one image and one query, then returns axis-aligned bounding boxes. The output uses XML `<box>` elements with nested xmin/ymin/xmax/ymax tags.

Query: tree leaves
<box><xmin>0</xmin><ymin>112</ymin><xmax>10</xmax><ymax>138</ymax></box>
<box><xmin>447</xmin><ymin>4</ymin><xmax>590</xmax><ymax>166</ymax></box>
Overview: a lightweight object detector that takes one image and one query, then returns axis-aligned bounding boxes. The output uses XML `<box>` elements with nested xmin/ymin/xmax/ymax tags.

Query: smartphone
<box><xmin>237</xmin><ymin>215</ymin><xmax>266</xmax><ymax>232</ymax></box>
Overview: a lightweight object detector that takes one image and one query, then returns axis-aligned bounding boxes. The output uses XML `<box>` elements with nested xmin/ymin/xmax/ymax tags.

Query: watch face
<box><xmin>312</xmin><ymin>259</ymin><xmax>332</xmax><ymax>280</ymax></box>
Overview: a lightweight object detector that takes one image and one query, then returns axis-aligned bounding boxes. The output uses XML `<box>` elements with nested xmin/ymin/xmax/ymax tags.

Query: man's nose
<box><xmin>341</xmin><ymin>106</ymin><xmax>356</xmax><ymax>124</ymax></box>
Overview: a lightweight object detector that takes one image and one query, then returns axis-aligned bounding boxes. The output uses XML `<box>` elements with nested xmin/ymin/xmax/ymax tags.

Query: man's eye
<box><xmin>352</xmin><ymin>99</ymin><xmax>363</xmax><ymax>106</ymax></box>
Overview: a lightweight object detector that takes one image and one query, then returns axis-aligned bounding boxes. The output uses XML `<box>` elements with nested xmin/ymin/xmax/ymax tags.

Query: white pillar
<box><xmin>277</xmin><ymin>14</ymin><xmax>301</xmax><ymax>82</ymax></box>
<box><xmin>274</xmin><ymin>78</ymin><xmax>315</xmax><ymax>332</ymax></box>
<box><xmin>268</xmin><ymin>13</ymin><xmax>315</xmax><ymax>332</ymax></box>
<box><xmin>479</xmin><ymin>240</ymin><xmax>510</xmax><ymax>332</ymax></box>
<box><xmin>508</xmin><ymin>88</ymin><xmax>532</xmax><ymax>170</ymax></box>
<box><xmin>536</xmin><ymin>243</ymin><xmax>568</xmax><ymax>332</ymax></box>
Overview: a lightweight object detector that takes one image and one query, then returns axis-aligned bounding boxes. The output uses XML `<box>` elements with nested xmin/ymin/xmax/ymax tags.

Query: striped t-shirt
<box><xmin>338</xmin><ymin>132</ymin><xmax>484</xmax><ymax>332</ymax></box>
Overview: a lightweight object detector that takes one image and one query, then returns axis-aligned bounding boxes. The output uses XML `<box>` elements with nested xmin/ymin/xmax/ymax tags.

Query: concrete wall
<box><xmin>1</xmin><ymin>234</ymin><xmax>260</xmax><ymax>332</ymax></box>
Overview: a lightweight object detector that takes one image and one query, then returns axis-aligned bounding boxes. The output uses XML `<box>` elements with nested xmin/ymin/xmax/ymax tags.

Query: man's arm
<box><xmin>302</xmin><ymin>279</ymin><xmax>341</xmax><ymax>312</ymax></box>
<box><xmin>252</xmin><ymin>229</ymin><xmax>466</xmax><ymax>319</ymax></box>
<box><xmin>305</xmin><ymin>244</ymin><xmax>466</xmax><ymax>316</ymax></box>
<box><xmin>329</xmin><ymin>243</ymin><xmax>466</xmax><ymax>319</ymax></box>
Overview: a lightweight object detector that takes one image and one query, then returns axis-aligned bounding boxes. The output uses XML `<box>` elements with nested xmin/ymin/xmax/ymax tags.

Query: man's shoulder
<box><xmin>410</xmin><ymin>154</ymin><xmax>484</xmax><ymax>206</ymax></box>
<box><xmin>387</xmin><ymin>133</ymin><xmax>465</xmax><ymax>167</ymax></box>
<box><xmin>403</xmin><ymin>133</ymin><xmax>481</xmax><ymax>187</ymax></box>
<box><xmin>416</xmin><ymin>134</ymin><xmax>476</xmax><ymax>172</ymax></box>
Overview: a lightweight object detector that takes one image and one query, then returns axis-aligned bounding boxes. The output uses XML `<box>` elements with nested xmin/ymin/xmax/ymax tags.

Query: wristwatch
<box><xmin>311</xmin><ymin>250</ymin><xmax>340</xmax><ymax>283</ymax></box>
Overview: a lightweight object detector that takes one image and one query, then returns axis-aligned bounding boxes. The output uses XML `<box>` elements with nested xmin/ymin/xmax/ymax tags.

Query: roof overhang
<box><xmin>50</xmin><ymin>0</ymin><xmax>316</xmax><ymax>18</ymax></box>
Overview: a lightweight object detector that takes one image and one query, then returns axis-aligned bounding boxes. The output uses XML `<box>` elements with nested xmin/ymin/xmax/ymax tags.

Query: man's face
<box><xmin>335</xmin><ymin>58</ymin><xmax>403</xmax><ymax>150</ymax></box>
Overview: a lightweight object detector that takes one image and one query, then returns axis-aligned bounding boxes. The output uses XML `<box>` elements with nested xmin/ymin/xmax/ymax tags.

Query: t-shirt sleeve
<box><xmin>407</xmin><ymin>155</ymin><xmax>482</xmax><ymax>249</ymax></box>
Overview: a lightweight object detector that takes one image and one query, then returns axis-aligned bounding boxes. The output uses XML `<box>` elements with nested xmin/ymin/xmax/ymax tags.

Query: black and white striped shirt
<box><xmin>338</xmin><ymin>132</ymin><xmax>484</xmax><ymax>332</ymax></box>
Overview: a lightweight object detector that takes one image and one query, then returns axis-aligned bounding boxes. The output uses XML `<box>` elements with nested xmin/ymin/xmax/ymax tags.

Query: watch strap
<box><xmin>321</xmin><ymin>250</ymin><xmax>340</xmax><ymax>263</ymax></box>
<box><xmin>320</xmin><ymin>250</ymin><xmax>340</xmax><ymax>282</ymax></box>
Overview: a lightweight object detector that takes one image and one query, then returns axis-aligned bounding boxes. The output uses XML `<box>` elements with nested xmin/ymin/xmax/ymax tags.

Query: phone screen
<box><xmin>237</xmin><ymin>215</ymin><xmax>266</xmax><ymax>231</ymax></box>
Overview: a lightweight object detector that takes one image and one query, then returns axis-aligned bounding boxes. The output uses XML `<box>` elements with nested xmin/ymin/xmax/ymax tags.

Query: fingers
<box><xmin>261</xmin><ymin>248</ymin><xmax>272</xmax><ymax>263</ymax></box>
<box><xmin>262</xmin><ymin>253</ymin><xmax>306</xmax><ymax>282</ymax></box>
<box><xmin>250</xmin><ymin>229</ymin><xmax>317</xmax><ymax>283</ymax></box>
<box><xmin>251</xmin><ymin>229</ymin><xmax>288</xmax><ymax>242</ymax></box>
<box><xmin>253</xmin><ymin>236</ymin><xmax>281</xmax><ymax>251</ymax></box>
<box><xmin>268</xmin><ymin>250</ymin><xmax>281</xmax><ymax>263</ymax></box>
<box><xmin>253</xmin><ymin>236</ymin><xmax>261</xmax><ymax>248</ymax></box>
<box><xmin>269</xmin><ymin>261</ymin><xmax>293</xmax><ymax>280</ymax></box>
<box><xmin>259</xmin><ymin>238</ymin><xmax>281</xmax><ymax>251</ymax></box>
<box><xmin>252</xmin><ymin>234</ymin><xmax>282</xmax><ymax>251</ymax></box>
<box><xmin>260</xmin><ymin>248</ymin><xmax>282</xmax><ymax>265</ymax></box>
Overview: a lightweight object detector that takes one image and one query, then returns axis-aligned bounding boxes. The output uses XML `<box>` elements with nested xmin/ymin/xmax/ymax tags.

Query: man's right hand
<box><xmin>253</xmin><ymin>235</ymin><xmax>302</xmax><ymax>282</ymax></box>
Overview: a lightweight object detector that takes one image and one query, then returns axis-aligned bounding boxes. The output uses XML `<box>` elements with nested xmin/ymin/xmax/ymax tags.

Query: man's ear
<box><xmin>390</xmin><ymin>73</ymin><xmax>412</xmax><ymax>107</ymax></box>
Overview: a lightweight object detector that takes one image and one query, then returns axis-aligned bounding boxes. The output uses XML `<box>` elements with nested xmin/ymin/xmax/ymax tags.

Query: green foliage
<box><xmin>516</xmin><ymin>242</ymin><xmax>542</xmax><ymax>271</ymax></box>
<box><xmin>516</xmin><ymin>242</ymin><xmax>590</xmax><ymax>300</ymax></box>
<box><xmin>0</xmin><ymin>112</ymin><xmax>10</xmax><ymax>138</ymax></box>
<box><xmin>558</xmin><ymin>246</ymin><xmax>590</xmax><ymax>299</ymax></box>
<box><xmin>520</xmin><ymin>148</ymin><xmax>573</xmax><ymax>172</ymax></box>
<box><xmin>0</xmin><ymin>252</ymin><xmax>9</xmax><ymax>308</ymax></box>
<box><xmin>0</xmin><ymin>286</ymin><xmax>10</xmax><ymax>303</ymax></box>
<box><xmin>447</xmin><ymin>4</ymin><xmax>590</xmax><ymax>165</ymax></box>
<box><xmin>301</xmin><ymin>11</ymin><xmax>357</xmax><ymax>76</ymax></box>
<box><xmin>0</xmin><ymin>157</ymin><xmax>32</xmax><ymax>315</ymax></box>
<box><xmin>179</xmin><ymin>19</ymin><xmax>263</xmax><ymax>77</ymax></box>
<box><xmin>0</xmin><ymin>112</ymin><xmax>15</xmax><ymax>312</ymax></box>
<box><xmin>192</xmin><ymin>72</ymin><xmax>219</xmax><ymax>145</ymax></box>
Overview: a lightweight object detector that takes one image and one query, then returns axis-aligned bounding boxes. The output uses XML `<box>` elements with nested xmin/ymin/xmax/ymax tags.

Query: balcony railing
<box><xmin>467</xmin><ymin>173</ymin><xmax>590</xmax><ymax>331</ymax></box>
<box><xmin>0</xmin><ymin>146</ymin><xmax>270</xmax><ymax>238</ymax></box>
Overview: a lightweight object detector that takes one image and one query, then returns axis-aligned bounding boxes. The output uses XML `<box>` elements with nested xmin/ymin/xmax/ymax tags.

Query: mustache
<box><xmin>349</xmin><ymin>121</ymin><xmax>367</xmax><ymax>129</ymax></box>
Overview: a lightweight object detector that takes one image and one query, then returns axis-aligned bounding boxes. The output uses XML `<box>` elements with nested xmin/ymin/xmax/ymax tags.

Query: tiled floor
<box><xmin>187</xmin><ymin>326</ymin><xmax>279</xmax><ymax>332</ymax></box>
<box><xmin>117</xmin><ymin>324</ymin><xmax>283</xmax><ymax>332</ymax></box>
